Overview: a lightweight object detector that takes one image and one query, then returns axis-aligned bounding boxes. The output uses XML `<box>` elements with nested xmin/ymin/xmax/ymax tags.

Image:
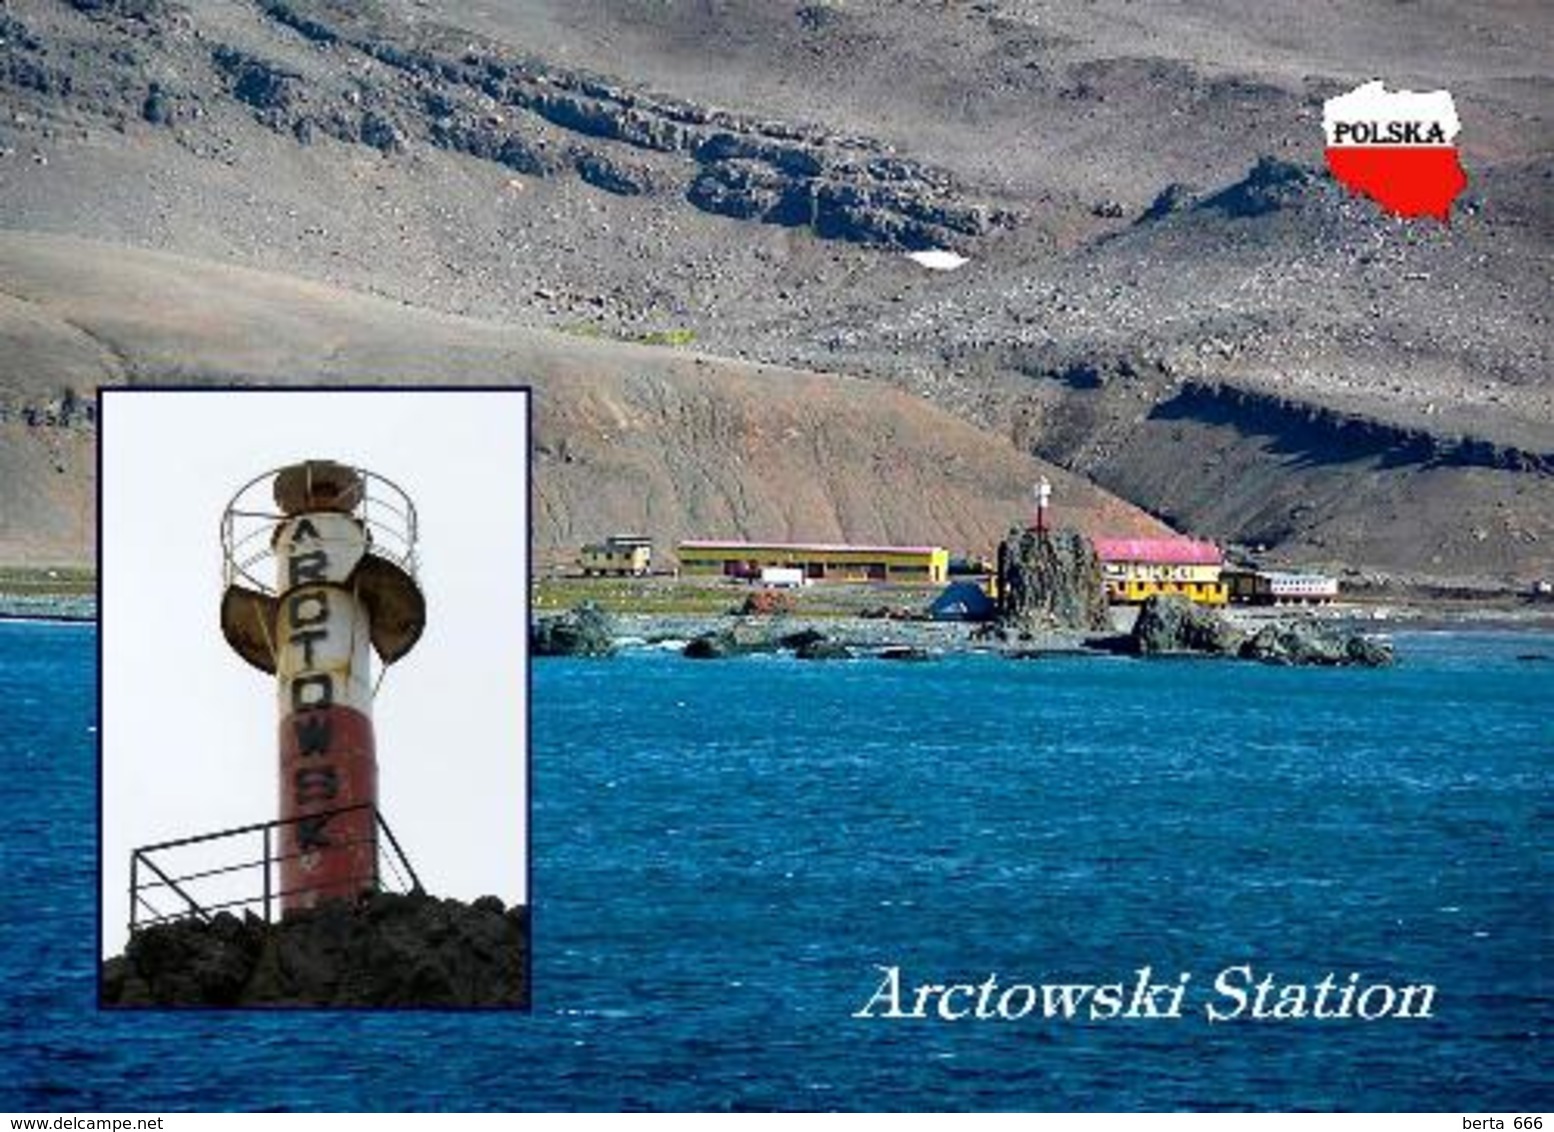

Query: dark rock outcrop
<box><xmin>3</xmin><ymin>389</ymin><xmax>98</xmax><ymax>430</ymax></box>
<box><xmin>531</xmin><ymin>601</ymin><xmax>617</xmax><ymax>657</ymax></box>
<box><xmin>683</xmin><ymin>620</ymin><xmax>778</xmax><ymax>659</ymax></box>
<box><xmin>66</xmin><ymin>0</ymin><xmax>170</xmax><ymax>21</ymax></box>
<box><xmin>1129</xmin><ymin>594</ymin><xmax>1245</xmax><ymax>656</ymax></box>
<box><xmin>1342</xmin><ymin>634</ymin><xmax>1397</xmax><ymax>668</ymax></box>
<box><xmin>1138</xmin><ymin>181</ymin><xmax>1199</xmax><ymax>222</ymax></box>
<box><xmin>427</xmin><ymin>117</ymin><xmax>557</xmax><ymax>175</ymax></box>
<box><xmin>1128</xmin><ymin>595</ymin><xmax>1395</xmax><ymax>666</ymax></box>
<box><xmin>688</xmin><ymin>159</ymin><xmax>807</xmax><ymax>224</ymax></box>
<box><xmin>1154</xmin><ymin>381</ymin><xmax>1554</xmax><ymax>476</ymax></box>
<box><xmin>1239</xmin><ymin>621</ymin><xmax>1394</xmax><ymax>667</ymax></box>
<box><xmin>102</xmin><ymin>892</ymin><xmax>529</xmax><ymax>1008</ymax></box>
<box><xmin>686</xmin><ymin>624</ymin><xmax>857</xmax><ymax>659</ymax></box>
<box><xmin>212</xmin><ymin>46</ymin><xmax>301</xmax><ymax>118</ymax></box>
<box><xmin>140</xmin><ymin>81</ymin><xmax>174</xmax><ymax>125</ymax></box>
<box><xmin>682</xmin><ymin>633</ymin><xmax>730</xmax><ymax>659</ymax></box>
<box><xmin>995</xmin><ymin>527</ymin><xmax>1111</xmax><ymax>633</ymax></box>
<box><xmin>206</xmin><ymin>2</ymin><xmax>1011</xmax><ymax>250</ymax></box>
<box><xmin>1197</xmin><ymin>155</ymin><xmax>1316</xmax><ymax>218</ymax></box>
<box><xmin>795</xmin><ymin>638</ymin><xmax>853</xmax><ymax>660</ymax></box>
<box><xmin>262</xmin><ymin>1</ymin><xmax>339</xmax><ymax>46</ymax></box>
<box><xmin>777</xmin><ymin>627</ymin><xmax>828</xmax><ymax>651</ymax></box>
<box><xmin>573</xmin><ymin>149</ymin><xmax>654</xmax><ymax>196</ymax></box>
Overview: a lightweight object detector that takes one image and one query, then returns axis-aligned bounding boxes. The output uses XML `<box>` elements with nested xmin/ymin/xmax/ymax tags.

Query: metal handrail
<box><xmin>129</xmin><ymin>803</ymin><xmax>422</xmax><ymax>934</ymax></box>
<box><xmin>219</xmin><ymin>463</ymin><xmax>420</xmax><ymax>596</ymax></box>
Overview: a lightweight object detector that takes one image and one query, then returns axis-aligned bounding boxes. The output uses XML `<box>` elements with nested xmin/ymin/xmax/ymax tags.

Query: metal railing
<box><xmin>219</xmin><ymin>463</ymin><xmax>420</xmax><ymax>597</ymax></box>
<box><xmin>128</xmin><ymin>803</ymin><xmax>422</xmax><ymax>933</ymax></box>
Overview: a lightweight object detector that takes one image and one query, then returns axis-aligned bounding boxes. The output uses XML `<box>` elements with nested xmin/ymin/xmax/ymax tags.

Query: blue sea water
<box><xmin>1</xmin><ymin>619</ymin><xmax>1549</xmax><ymax>1111</ymax></box>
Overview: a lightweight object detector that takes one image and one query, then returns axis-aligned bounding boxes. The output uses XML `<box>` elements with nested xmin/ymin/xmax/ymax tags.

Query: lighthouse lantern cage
<box><xmin>218</xmin><ymin>461</ymin><xmax>426</xmax><ymax>681</ymax></box>
<box><xmin>220</xmin><ymin>463</ymin><xmax>420</xmax><ymax>600</ymax></box>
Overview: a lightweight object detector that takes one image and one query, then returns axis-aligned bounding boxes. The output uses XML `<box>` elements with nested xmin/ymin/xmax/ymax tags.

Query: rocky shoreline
<box><xmin>533</xmin><ymin>596</ymin><xmax>1406</xmax><ymax>667</ymax></box>
<box><xmin>633</xmin><ymin>613</ymin><xmax>1013</xmax><ymax>659</ymax></box>
<box><xmin>531</xmin><ymin>527</ymin><xmax>1549</xmax><ymax>668</ymax></box>
<box><xmin>533</xmin><ymin>530</ymin><xmax>1401</xmax><ymax>667</ymax></box>
<box><xmin>0</xmin><ymin>593</ymin><xmax>97</xmax><ymax>622</ymax></box>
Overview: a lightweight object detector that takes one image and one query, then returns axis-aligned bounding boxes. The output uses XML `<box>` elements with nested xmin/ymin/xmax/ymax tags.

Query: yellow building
<box><xmin>1094</xmin><ymin>537</ymin><xmax>1227</xmax><ymax>605</ymax></box>
<box><xmin>580</xmin><ymin>534</ymin><xmax>653</xmax><ymax>577</ymax></box>
<box><xmin>677</xmin><ymin>540</ymin><xmax>949</xmax><ymax>584</ymax></box>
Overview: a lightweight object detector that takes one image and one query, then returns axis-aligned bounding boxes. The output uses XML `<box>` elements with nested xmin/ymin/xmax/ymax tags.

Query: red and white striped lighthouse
<box><xmin>1032</xmin><ymin>477</ymin><xmax>1052</xmax><ymax>534</ymax></box>
<box><xmin>219</xmin><ymin>460</ymin><xmax>425</xmax><ymax>913</ymax></box>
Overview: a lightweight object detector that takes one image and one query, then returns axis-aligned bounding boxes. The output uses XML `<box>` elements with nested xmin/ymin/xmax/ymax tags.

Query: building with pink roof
<box><xmin>1094</xmin><ymin>537</ymin><xmax>1228</xmax><ymax>605</ymax></box>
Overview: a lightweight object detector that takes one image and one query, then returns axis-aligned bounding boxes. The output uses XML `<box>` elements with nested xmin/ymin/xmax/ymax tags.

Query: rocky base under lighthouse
<box><xmin>995</xmin><ymin>527</ymin><xmax>1112</xmax><ymax>634</ymax></box>
<box><xmin>102</xmin><ymin>892</ymin><xmax>529</xmax><ymax>1008</ymax></box>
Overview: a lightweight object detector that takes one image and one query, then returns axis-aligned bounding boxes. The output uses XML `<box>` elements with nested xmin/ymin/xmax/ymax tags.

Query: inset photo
<box><xmin>98</xmin><ymin>387</ymin><xmax>530</xmax><ymax>1008</ymax></box>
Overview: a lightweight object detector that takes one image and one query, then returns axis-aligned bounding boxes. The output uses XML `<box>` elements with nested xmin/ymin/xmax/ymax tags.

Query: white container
<box><xmin>760</xmin><ymin>567</ymin><xmax>807</xmax><ymax>589</ymax></box>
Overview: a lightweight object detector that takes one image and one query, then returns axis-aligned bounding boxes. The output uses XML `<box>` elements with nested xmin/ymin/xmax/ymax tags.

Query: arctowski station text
<box><xmin>854</xmin><ymin>965</ymin><xmax>1438</xmax><ymax>1023</ymax></box>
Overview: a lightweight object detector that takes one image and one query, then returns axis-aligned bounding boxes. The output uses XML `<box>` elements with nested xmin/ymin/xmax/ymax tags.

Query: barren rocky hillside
<box><xmin>0</xmin><ymin>232</ymin><xmax>1167</xmax><ymax>565</ymax></box>
<box><xmin>1</xmin><ymin>0</ymin><xmax>1549</xmax><ymax>582</ymax></box>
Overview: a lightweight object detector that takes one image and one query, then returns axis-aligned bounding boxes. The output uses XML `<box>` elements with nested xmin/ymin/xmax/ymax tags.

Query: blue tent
<box><xmin>929</xmin><ymin>581</ymin><xmax>995</xmax><ymax>622</ymax></box>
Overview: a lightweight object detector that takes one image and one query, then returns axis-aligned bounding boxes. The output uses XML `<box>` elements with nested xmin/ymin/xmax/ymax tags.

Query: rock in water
<box><xmin>1343</xmin><ymin>635</ymin><xmax>1396</xmax><ymax>667</ymax></box>
<box><xmin>1238</xmin><ymin>621</ymin><xmax>1340</xmax><ymax>665</ymax></box>
<box><xmin>682</xmin><ymin>633</ymin><xmax>729</xmax><ymax>659</ymax></box>
<box><xmin>683</xmin><ymin>620</ymin><xmax>779</xmax><ymax>659</ymax></box>
<box><xmin>1127</xmin><ymin>597</ymin><xmax>1395</xmax><ymax>666</ymax></box>
<box><xmin>531</xmin><ymin>601</ymin><xmax>616</xmax><ymax>657</ymax></box>
<box><xmin>101</xmin><ymin>892</ymin><xmax>529</xmax><ymax>1008</ymax></box>
<box><xmin>995</xmin><ymin>528</ymin><xmax>1111</xmax><ymax>633</ymax></box>
<box><xmin>795</xmin><ymin>638</ymin><xmax>853</xmax><ymax>661</ymax></box>
<box><xmin>1129</xmin><ymin>594</ymin><xmax>1245</xmax><ymax>656</ymax></box>
<box><xmin>1240</xmin><ymin>621</ymin><xmax>1394</xmax><ymax>667</ymax></box>
<box><xmin>778</xmin><ymin>628</ymin><xmax>829</xmax><ymax>651</ymax></box>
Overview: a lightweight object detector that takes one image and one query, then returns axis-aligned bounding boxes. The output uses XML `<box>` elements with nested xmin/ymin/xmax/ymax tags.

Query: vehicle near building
<box><xmin>759</xmin><ymin>566</ymin><xmax>807</xmax><ymax>589</ymax></box>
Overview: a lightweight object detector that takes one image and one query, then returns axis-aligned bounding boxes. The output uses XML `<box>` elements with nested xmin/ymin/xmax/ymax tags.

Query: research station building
<box><xmin>677</xmin><ymin>540</ymin><xmax>950</xmax><ymax>584</ymax></box>
<box><xmin>580</xmin><ymin>534</ymin><xmax>654</xmax><ymax>577</ymax></box>
<box><xmin>1094</xmin><ymin>537</ymin><xmax>1228</xmax><ymax>606</ymax></box>
<box><xmin>1224</xmin><ymin>568</ymin><xmax>1339</xmax><ymax>605</ymax></box>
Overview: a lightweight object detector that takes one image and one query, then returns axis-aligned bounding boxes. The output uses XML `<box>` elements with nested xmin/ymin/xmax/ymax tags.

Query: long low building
<box><xmin>1094</xmin><ymin>537</ymin><xmax>1227</xmax><ymax>606</ymax></box>
<box><xmin>677</xmin><ymin>540</ymin><xmax>950</xmax><ymax>584</ymax></box>
<box><xmin>1225</xmin><ymin>569</ymin><xmax>1339</xmax><ymax>605</ymax></box>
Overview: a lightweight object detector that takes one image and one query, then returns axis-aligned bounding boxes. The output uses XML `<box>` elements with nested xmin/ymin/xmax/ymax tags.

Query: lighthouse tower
<box><xmin>219</xmin><ymin>460</ymin><xmax>425</xmax><ymax>913</ymax></box>
<box><xmin>1032</xmin><ymin>476</ymin><xmax>1052</xmax><ymax>534</ymax></box>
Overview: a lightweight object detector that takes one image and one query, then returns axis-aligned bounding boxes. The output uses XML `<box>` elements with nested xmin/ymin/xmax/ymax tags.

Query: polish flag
<box><xmin>1322</xmin><ymin>80</ymin><xmax>1467</xmax><ymax>223</ymax></box>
